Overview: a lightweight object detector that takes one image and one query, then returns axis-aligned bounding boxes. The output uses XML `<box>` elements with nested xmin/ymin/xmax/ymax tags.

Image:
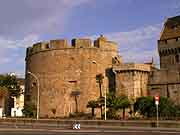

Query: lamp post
<box><xmin>105</xmin><ymin>88</ymin><xmax>107</xmax><ymax>120</ymax></box>
<box><xmin>27</xmin><ymin>71</ymin><xmax>40</xmax><ymax>120</ymax></box>
<box><xmin>92</xmin><ymin>60</ymin><xmax>107</xmax><ymax>120</ymax></box>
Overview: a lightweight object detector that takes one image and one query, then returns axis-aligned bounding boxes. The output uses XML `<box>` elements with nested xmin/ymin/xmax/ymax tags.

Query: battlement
<box><xmin>158</xmin><ymin>37</ymin><xmax>180</xmax><ymax>56</ymax></box>
<box><xmin>113</xmin><ymin>63</ymin><xmax>152</xmax><ymax>72</ymax></box>
<box><xmin>26</xmin><ymin>36</ymin><xmax>118</xmax><ymax>57</ymax></box>
<box><xmin>158</xmin><ymin>37</ymin><xmax>180</xmax><ymax>46</ymax></box>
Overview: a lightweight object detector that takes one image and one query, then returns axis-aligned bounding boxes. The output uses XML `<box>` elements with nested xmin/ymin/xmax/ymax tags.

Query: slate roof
<box><xmin>160</xmin><ymin>15</ymin><xmax>180</xmax><ymax>40</ymax></box>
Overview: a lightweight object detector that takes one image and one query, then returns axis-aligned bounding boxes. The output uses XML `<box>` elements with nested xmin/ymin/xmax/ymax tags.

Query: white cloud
<box><xmin>108</xmin><ymin>24</ymin><xmax>161</xmax><ymax>65</ymax></box>
<box><xmin>88</xmin><ymin>24</ymin><xmax>162</xmax><ymax>65</ymax></box>
<box><xmin>0</xmin><ymin>34</ymin><xmax>39</xmax><ymax>49</ymax></box>
<box><xmin>106</xmin><ymin>24</ymin><xmax>162</xmax><ymax>47</ymax></box>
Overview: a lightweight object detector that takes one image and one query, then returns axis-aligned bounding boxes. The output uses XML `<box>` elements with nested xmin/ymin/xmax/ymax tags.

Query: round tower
<box><xmin>25</xmin><ymin>36</ymin><xmax>120</xmax><ymax>118</ymax></box>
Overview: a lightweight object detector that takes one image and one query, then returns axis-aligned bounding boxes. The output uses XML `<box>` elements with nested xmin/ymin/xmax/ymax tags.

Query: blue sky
<box><xmin>0</xmin><ymin>0</ymin><xmax>180</xmax><ymax>77</ymax></box>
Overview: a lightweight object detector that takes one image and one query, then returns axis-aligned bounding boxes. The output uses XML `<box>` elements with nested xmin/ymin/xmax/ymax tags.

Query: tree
<box><xmin>106</xmin><ymin>92</ymin><xmax>118</xmax><ymax>119</ymax></box>
<box><xmin>134</xmin><ymin>96</ymin><xmax>179</xmax><ymax>119</ymax></box>
<box><xmin>87</xmin><ymin>100</ymin><xmax>98</xmax><ymax>117</ymax></box>
<box><xmin>106</xmin><ymin>93</ymin><xmax>130</xmax><ymax>119</ymax></box>
<box><xmin>96</xmin><ymin>74</ymin><xmax>104</xmax><ymax>98</ymax></box>
<box><xmin>96</xmin><ymin>96</ymin><xmax>105</xmax><ymax>119</ymax></box>
<box><xmin>22</xmin><ymin>101</ymin><xmax>36</xmax><ymax>118</ymax></box>
<box><xmin>115</xmin><ymin>96</ymin><xmax>130</xmax><ymax>119</ymax></box>
<box><xmin>0</xmin><ymin>74</ymin><xmax>21</xmax><ymax>116</ymax></box>
<box><xmin>96</xmin><ymin>73</ymin><xmax>104</xmax><ymax>119</ymax></box>
<box><xmin>134</xmin><ymin>96</ymin><xmax>155</xmax><ymax>118</ymax></box>
<box><xmin>158</xmin><ymin>97</ymin><xmax>179</xmax><ymax>119</ymax></box>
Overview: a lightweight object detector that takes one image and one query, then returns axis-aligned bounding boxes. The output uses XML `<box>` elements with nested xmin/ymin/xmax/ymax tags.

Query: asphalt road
<box><xmin>0</xmin><ymin>129</ymin><xmax>180</xmax><ymax>135</ymax></box>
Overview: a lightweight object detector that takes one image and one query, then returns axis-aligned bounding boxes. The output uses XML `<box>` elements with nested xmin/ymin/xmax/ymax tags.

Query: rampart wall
<box><xmin>25</xmin><ymin>36</ymin><xmax>119</xmax><ymax>118</ymax></box>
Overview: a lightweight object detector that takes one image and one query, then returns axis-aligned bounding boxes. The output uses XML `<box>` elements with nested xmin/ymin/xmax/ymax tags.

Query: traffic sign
<box><xmin>155</xmin><ymin>95</ymin><xmax>160</xmax><ymax>105</ymax></box>
<box><xmin>155</xmin><ymin>95</ymin><xmax>160</xmax><ymax>101</ymax></box>
<box><xmin>155</xmin><ymin>101</ymin><xmax>159</xmax><ymax>105</ymax></box>
<box><xmin>154</xmin><ymin>95</ymin><xmax>160</xmax><ymax>127</ymax></box>
<box><xmin>73</xmin><ymin>123</ymin><xmax>80</xmax><ymax>129</ymax></box>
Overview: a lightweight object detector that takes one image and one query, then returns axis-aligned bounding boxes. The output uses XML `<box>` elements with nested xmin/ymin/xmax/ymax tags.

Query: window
<box><xmin>173</xmin><ymin>25</ymin><xmax>178</xmax><ymax>30</ymax></box>
<box><xmin>175</xmin><ymin>55</ymin><xmax>179</xmax><ymax>63</ymax></box>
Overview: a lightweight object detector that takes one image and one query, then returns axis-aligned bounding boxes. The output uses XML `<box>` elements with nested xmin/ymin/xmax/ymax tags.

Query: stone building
<box><xmin>25</xmin><ymin>35</ymin><xmax>121</xmax><ymax>118</ymax></box>
<box><xmin>113</xmin><ymin>63</ymin><xmax>152</xmax><ymax>100</ymax></box>
<box><xmin>25</xmin><ymin>15</ymin><xmax>180</xmax><ymax>118</ymax></box>
<box><xmin>148</xmin><ymin>15</ymin><xmax>180</xmax><ymax>104</ymax></box>
<box><xmin>11</xmin><ymin>78</ymin><xmax>24</xmax><ymax>117</ymax></box>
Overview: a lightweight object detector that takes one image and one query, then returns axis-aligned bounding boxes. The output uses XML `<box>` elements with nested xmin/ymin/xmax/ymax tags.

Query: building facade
<box><xmin>11</xmin><ymin>78</ymin><xmax>24</xmax><ymax>117</ymax></box>
<box><xmin>25</xmin><ymin>15</ymin><xmax>180</xmax><ymax>118</ymax></box>
<box><xmin>113</xmin><ymin>63</ymin><xmax>152</xmax><ymax>100</ymax></box>
<box><xmin>148</xmin><ymin>15</ymin><xmax>180</xmax><ymax>104</ymax></box>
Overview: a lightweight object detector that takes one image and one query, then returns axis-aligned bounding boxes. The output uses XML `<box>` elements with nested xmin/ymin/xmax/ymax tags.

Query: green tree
<box><xmin>22</xmin><ymin>101</ymin><xmax>36</xmax><ymax>118</ymax></box>
<box><xmin>96</xmin><ymin>74</ymin><xmax>104</xmax><ymax>97</ymax></box>
<box><xmin>158</xmin><ymin>97</ymin><xmax>179</xmax><ymax>119</ymax></box>
<box><xmin>106</xmin><ymin>93</ymin><xmax>130</xmax><ymax>119</ymax></box>
<box><xmin>96</xmin><ymin>96</ymin><xmax>105</xmax><ymax>119</ymax></box>
<box><xmin>96</xmin><ymin>73</ymin><xmax>104</xmax><ymax>119</ymax></box>
<box><xmin>115</xmin><ymin>96</ymin><xmax>130</xmax><ymax>119</ymax></box>
<box><xmin>0</xmin><ymin>74</ymin><xmax>21</xmax><ymax>116</ymax></box>
<box><xmin>87</xmin><ymin>100</ymin><xmax>98</xmax><ymax>117</ymax></box>
<box><xmin>134</xmin><ymin>96</ymin><xmax>155</xmax><ymax>118</ymax></box>
<box><xmin>106</xmin><ymin>92</ymin><xmax>118</xmax><ymax>119</ymax></box>
<box><xmin>134</xmin><ymin>96</ymin><xmax>179</xmax><ymax>119</ymax></box>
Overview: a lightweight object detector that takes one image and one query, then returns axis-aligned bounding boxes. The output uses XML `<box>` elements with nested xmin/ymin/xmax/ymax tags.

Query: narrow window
<box><xmin>175</xmin><ymin>55</ymin><xmax>179</xmax><ymax>63</ymax></box>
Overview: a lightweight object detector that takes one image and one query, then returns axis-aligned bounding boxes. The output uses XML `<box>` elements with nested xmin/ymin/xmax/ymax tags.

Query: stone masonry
<box><xmin>25</xmin><ymin>35</ymin><xmax>121</xmax><ymax>118</ymax></box>
<box><xmin>148</xmin><ymin>15</ymin><xmax>180</xmax><ymax>104</ymax></box>
<box><xmin>25</xmin><ymin>15</ymin><xmax>180</xmax><ymax>118</ymax></box>
<box><xmin>113</xmin><ymin>63</ymin><xmax>152</xmax><ymax>100</ymax></box>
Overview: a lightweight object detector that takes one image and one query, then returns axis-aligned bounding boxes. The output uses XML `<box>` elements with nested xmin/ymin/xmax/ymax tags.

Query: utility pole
<box><xmin>27</xmin><ymin>71</ymin><xmax>40</xmax><ymax>120</ymax></box>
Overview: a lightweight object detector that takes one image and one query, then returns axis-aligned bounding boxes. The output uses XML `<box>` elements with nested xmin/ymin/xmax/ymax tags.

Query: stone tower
<box><xmin>113</xmin><ymin>63</ymin><xmax>151</xmax><ymax>100</ymax></box>
<box><xmin>148</xmin><ymin>16</ymin><xmax>180</xmax><ymax>104</ymax></box>
<box><xmin>158</xmin><ymin>15</ymin><xmax>180</xmax><ymax>70</ymax></box>
<box><xmin>25</xmin><ymin>36</ymin><xmax>121</xmax><ymax>118</ymax></box>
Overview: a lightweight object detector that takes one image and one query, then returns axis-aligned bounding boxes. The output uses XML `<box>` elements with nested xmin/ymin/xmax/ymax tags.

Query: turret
<box><xmin>158</xmin><ymin>15</ymin><xmax>180</xmax><ymax>70</ymax></box>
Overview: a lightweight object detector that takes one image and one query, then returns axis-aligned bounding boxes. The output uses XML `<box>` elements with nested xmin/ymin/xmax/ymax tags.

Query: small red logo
<box><xmin>155</xmin><ymin>95</ymin><xmax>160</xmax><ymax>102</ymax></box>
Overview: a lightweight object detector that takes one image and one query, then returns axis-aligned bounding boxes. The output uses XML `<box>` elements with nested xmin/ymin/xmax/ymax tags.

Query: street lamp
<box><xmin>105</xmin><ymin>88</ymin><xmax>107</xmax><ymax>120</ymax></box>
<box><xmin>27</xmin><ymin>71</ymin><xmax>40</xmax><ymax>120</ymax></box>
<box><xmin>92</xmin><ymin>60</ymin><xmax>107</xmax><ymax>120</ymax></box>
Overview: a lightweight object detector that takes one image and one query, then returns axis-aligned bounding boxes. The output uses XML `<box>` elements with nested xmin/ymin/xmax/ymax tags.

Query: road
<box><xmin>0</xmin><ymin>128</ymin><xmax>180</xmax><ymax>135</ymax></box>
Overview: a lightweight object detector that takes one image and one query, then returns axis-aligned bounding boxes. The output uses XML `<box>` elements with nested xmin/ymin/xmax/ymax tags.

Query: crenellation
<box><xmin>158</xmin><ymin>37</ymin><xmax>180</xmax><ymax>49</ymax></box>
<box><xmin>50</xmin><ymin>39</ymin><xmax>69</xmax><ymax>49</ymax></box>
<box><xmin>71</xmin><ymin>38</ymin><xmax>92</xmax><ymax>48</ymax></box>
<box><xmin>26</xmin><ymin>37</ymin><xmax>118</xmax><ymax>57</ymax></box>
<box><xmin>94</xmin><ymin>37</ymin><xmax>117</xmax><ymax>51</ymax></box>
<box><xmin>32</xmin><ymin>42</ymin><xmax>42</xmax><ymax>52</ymax></box>
<box><xmin>41</xmin><ymin>41</ymin><xmax>50</xmax><ymax>49</ymax></box>
<box><xmin>113</xmin><ymin>63</ymin><xmax>152</xmax><ymax>72</ymax></box>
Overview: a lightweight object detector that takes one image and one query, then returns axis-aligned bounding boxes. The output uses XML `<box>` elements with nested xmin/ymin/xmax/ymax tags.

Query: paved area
<box><xmin>0</xmin><ymin>128</ymin><xmax>180</xmax><ymax>135</ymax></box>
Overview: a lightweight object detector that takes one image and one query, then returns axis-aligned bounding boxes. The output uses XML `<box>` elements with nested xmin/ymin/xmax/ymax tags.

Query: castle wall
<box><xmin>148</xmin><ymin>16</ymin><xmax>180</xmax><ymax>105</ymax></box>
<box><xmin>25</xmin><ymin>37</ymin><xmax>118</xmax><ymax>118</ymax></box>
<box><xmin>148</xmin><ymin>69</ymin><xmax>180</xmax><ymax>104</ymax></box>
<box><xmin>113</xmin><ymin>64</ymin><xmax>151</xmax><ymax>100</ymax></box>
